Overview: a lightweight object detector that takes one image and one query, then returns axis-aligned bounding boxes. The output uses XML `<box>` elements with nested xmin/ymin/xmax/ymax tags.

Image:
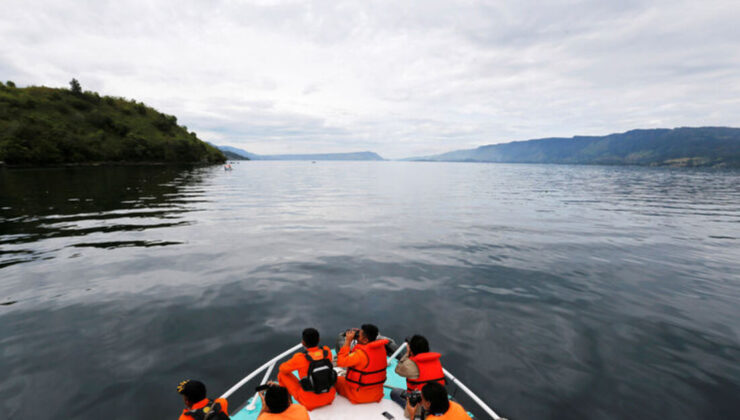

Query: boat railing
<box><xmin>220</xmin><ymin>343</ymin><xmax>303</xmax><ymax>409</ymax></box>
<box><xmin>219</xmin><ymin>342</ymin><xmax>503</xmax><ymax>419</ymax></box>
<box><xmin>390</xmin><ymin>342</ymin><xmax>502</xmax><ymax>420</ymax></box>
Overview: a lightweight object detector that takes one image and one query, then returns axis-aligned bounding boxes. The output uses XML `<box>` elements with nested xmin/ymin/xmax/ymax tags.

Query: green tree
<box><xmin>69</xmin><ymin>78</ymin><xmax>81</xmax><ymax>95</ymax></box>
<box><xmin>6</xmin><ymin>81</ymin><xmax>16</xmax><ymax>88</ymax></box>
<box><xmin>0</xmin><ymin>82</ymin><xmax>226</xmax><ymax>165</ymax></box>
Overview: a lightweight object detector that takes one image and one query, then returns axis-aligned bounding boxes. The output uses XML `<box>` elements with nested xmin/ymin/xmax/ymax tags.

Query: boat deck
<box><xmin>232</xmin><ymin>356</ymin><xmax>409</xmax><ymax>420</ymax></box>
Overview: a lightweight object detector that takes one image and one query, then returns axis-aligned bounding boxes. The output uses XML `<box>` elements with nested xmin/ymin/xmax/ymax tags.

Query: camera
<box><xmin>407</xmin><ymin>391</ymin><xmax>422</xmax><ymax>407</ymax></box>
<box><xmin>255</xmin><ymin>384</ymin><xmax>271</xmax><ymax>392</ymax></box>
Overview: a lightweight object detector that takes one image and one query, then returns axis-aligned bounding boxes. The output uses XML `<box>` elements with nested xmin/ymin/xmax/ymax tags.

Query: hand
<box><xmin>404</xmin><ymin>397</ymin><xmax>416</xmax><ymax>418</ymax></box>
<box><xmin>346</xmin><ymin>329</ymin><xmax>357</xmax><ymax>340</ymax></box>
<box><xmin>344</xmin><ymin>329</ymin><xmax>357</xmax><ymax>346</ymax></box>
<box><xmin>259</xmin><ymin>390</ymin><xmax>267</xmax><ymax>413</ymax></box>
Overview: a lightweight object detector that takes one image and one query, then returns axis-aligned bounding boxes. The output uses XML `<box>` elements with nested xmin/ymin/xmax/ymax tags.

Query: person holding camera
<box><xmin>277</xmin><ymin>327</ymin><xmax>337</xmax><ymax>410</ymax></box>
<box><xmin>176</xmin><ymin>379</ymin><xmax>230</xmax><ymax>420</ymax></box>
<box><xmin>256</xmin><ymin>382</ymin><xmax>309</xmax><ymax>420</ymax></box>
<box><xmin>406</xmin><ymin>382</ymin><xmax>472</xmax><ymax>420</ymax></box>
<box><xmin>335</xmin><ymin>323</ymin><xmax>389</xmax><ymax>404</ymax></box>
<box><xmin>390</xmin><ymin>335</ymin><xmax>446</xmax><ymax>415</ymax></box>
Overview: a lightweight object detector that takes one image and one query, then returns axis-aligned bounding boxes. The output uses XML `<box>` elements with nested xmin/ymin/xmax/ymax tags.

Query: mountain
<box><xmin>215</xmin><ymin>147</ymin><xmax>384</xmax><ymax>161</ymax></box>
<box><xmin>257</xmin><ymin>151</ymin><xmax>384</xmax><ymax>161</ymax></box>
<box><xmin>216</xmin><ymin>145</ymin><xmax>260</xmax><ymax>160</ymax></box>
<box><xmin>0</xmin><ymin>81</ymin><xmax>225</xmax><ymax>165</ymax></box>
<box><xmin>405</xmin><ymin>127</ymin><xmax>740</xmax><ymax>168</ymax></box>
<box><xmin>222</xmin><ymin>150</ymin><xmax>250</xmax><ymax>160</ymax></box>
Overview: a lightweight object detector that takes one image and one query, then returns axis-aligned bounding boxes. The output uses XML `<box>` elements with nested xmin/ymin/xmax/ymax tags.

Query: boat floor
<box><xmin>232</xmin><ymin>356</ymin><xmax>408</xmax><ymax>420</ymax></box>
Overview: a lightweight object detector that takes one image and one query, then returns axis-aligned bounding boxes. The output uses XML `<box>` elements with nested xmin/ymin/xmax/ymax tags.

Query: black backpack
<box><xmin>299</xmin><ymin>348</ymin><xmax>337</xmax><ymax>394</ymax></box>
<box><xmin>183</xmin><ymin>399</ymin><xmax>231</xmax><ymax>420</ymax></box>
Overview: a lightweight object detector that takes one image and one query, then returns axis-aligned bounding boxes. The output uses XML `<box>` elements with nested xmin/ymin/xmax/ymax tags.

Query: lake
<box><xmin>1</xmin><ymin>162</ymin><xmax>739</xmax><ymax>419</ymax></box>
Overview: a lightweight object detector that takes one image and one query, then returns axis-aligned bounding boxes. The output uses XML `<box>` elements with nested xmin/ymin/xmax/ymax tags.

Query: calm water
<box><xmin>1</xmin><ymin>162</ymin><xmax>739</xmax><ymax>420</ymax></box>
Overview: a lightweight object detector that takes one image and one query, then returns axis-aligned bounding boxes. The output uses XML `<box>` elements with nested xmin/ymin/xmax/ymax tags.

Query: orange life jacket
<box><xmin>345</xmin><ymin>339</ymin><xmax>389</xmax><ymax>387</ymax></box>
<box><xmin>181</xmin><ymin>398</ymin><xmax>229</xmax><ymax>420</ymax></box>
<box><xmin>406</xmin><ymin>352</ymin><xmax>446</xmax><ymax>391</ymax></box>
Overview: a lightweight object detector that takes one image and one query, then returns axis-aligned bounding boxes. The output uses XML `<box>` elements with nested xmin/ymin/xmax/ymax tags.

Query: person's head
<box><xmin>408</xmin><ymin>335</ymin><xmax>430</xmax><ymax>357</ymax></box>
<box><xmin>177</xmin><ymin>379</ymin><xmax>206</xmax><ymax>407</ymax></box>
<box><xmin>302</xmin><ymin>327</ymin><xmax>319</xmax><ymax>348</ymax></box>
<box><xmin>264</xmin><ymin>385</ymin><xmax>291</xmax><ymax>413</ymax></box>
<box><xmin>421</xmin><ymin>382</ymin><xmax>450</xmax><ymax>415</ymax></box>
<box><xmin>359</xmin><ymin>324</ymin><xmax>379</xmax><ymax>344</ymax></box>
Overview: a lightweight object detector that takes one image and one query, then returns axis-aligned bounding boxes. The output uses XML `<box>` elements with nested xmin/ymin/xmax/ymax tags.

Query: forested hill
<box><xmin>408</xmin><ymin>127</ymin><xmax>740</xmax><ymax>168</ymax></box>
<box><xmin>0</xmin><ymin>80</ymin><xmax>225</xmax><ymax>165</ymax></box>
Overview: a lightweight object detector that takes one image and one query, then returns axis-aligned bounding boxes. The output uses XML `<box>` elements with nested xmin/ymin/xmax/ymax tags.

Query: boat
<box><xmin>219</xmin><ymin>340</ymin><xmax>506</xmax><ymax>419</ymax></box>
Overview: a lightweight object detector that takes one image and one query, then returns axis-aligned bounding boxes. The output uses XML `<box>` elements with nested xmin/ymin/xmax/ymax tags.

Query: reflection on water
<box><xmin>1</xmin><ymin>162</ymin><xmax>739</xmax><ymax>420</ymax></box>
<box><xmin>0</xmin><ymin>166</ymin><xmax>205</xmax><ymax>268</ymax></box>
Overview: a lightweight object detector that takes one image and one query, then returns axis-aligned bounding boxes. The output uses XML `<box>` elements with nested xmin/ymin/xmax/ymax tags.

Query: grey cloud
<box><xmin>2</xmin><ymin>0</ymin><xmax>739</xmax><ymax>158</ymax></box>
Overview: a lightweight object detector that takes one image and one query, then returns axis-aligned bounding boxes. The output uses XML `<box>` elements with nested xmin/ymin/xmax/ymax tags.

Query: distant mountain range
<box><xmin>221</xmin><ymin>149</ymin><xmax>251</xmax><ymax>160</ymax></box>
<box><xmin>404</xmin><ymin>127</ymin><xmax>740</xmax><ymax>168</ymax></box>
<box><xmin>216</xmin><ymin>145</ymin><xmax>384</xmax><ymax>161</ymax></box>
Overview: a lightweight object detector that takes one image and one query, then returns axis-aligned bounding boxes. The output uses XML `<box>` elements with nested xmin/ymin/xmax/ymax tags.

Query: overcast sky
<box><xmin>2</xmin><ymin>0</ymin><xmax>739</xmax><ymax>158</ymax></box>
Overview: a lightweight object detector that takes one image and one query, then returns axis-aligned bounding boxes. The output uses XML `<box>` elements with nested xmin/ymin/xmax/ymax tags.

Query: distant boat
<box><xmin>224</xmin><ymin>164</ymin><xmax>233</xmax><ymax>171</ymax></box>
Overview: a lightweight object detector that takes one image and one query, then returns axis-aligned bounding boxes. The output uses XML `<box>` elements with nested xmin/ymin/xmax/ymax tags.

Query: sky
<box><xmin>1</xmin><ymin>0</ymin><xmax>739</xmax><ymax>159</ymax></box>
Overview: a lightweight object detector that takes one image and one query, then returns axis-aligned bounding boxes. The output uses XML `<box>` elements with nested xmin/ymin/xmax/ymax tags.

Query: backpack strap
<box><xmin>183</xmin><ymin>399</ymin><xmax>212</xmax><ymax>420</ymax></box>
<box><xmin>304</xmin><ymin>348</ymin><xmax>332</xmax><ymax>362</ymax></box>
<box><xmin>303</xmin><ymin>349</ymin><xmax>316</xmax><ymax>362</ymax></box>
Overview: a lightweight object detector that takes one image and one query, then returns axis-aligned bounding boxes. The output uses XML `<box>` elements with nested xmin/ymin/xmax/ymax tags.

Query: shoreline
<box><xmin>0</xmin><ymin>160</ymin><xmax>224</xmax><ymax>169</ymax></box>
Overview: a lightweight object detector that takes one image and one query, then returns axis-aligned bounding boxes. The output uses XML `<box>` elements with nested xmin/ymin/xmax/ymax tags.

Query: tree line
<box><xmin>0</xmin><ymin>80</ymin><xmax>225</xmax><ymax>165</ymax></box>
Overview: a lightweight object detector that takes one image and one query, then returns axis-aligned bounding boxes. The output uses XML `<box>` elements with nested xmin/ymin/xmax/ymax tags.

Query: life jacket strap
<box><xmin>407</xmin><ymin>377</ymin><xmax>446</xmax><ymax>385</ymax></box>
<box><xmin>184</xmin><ymin>399</ymin><xmax>213</xmax><ymax>420</ymax></box>
<box><xmin>347</xmin><ymin>366</ymin><xmax>386</xmax><ymax>374</ymax></box>
<box><xmin>345</xmin><ymin>377</ymin><xmax>387</xmax><ymax>386</ymax></box>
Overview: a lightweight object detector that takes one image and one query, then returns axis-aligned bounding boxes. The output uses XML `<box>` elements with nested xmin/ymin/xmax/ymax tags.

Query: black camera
<box><xmin>255</xmin><ymin>384</ymin><xmax>271</xmax><ymax>392</ymax></box>
<box><xmin>407</xmin><ymin>391</ymin><xmax>422</xmax><ymax>407</ymax></box>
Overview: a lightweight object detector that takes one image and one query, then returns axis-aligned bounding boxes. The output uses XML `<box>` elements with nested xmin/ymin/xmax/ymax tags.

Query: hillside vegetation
<box><xmin>0</xmin><ymin>80</ymin><xmax>225</xmax><ymax>165</ymax></box>
<box><xmin>411</xmin><ymin>127</ymin><xmax>740</xmax><ymax>168</ymax></box>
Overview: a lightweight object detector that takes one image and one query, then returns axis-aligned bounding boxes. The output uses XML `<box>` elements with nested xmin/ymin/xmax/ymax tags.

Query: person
<box><xmin>406</xmin><ymin>382</ymin><xmax>472</xmax><ymax>420</ymax></box>
<box><xmin>257</xmin><ymin>383</ymin><xmax>310</xmax><ymax>420</ymax></box>
<box><xmin>177</xmin><ymin>379</ymin><xmax>229</xmax><ymax>420</ymax></box>
<box><xmin>335</xmin><ymin>323</ymin><xmax>389</xmax><ymax>404</ymax></box>
<box><xmin>277</xmin><ymin>327</ymin><xmax>336</xmax><ymax>410</ymax></box>
<box><xmin>390</xmin><ymin>335</ymin><xmax>446</xmax><ymax>412</ymax></box>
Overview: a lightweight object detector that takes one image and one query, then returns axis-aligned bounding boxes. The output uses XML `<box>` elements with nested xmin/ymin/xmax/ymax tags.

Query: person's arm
<box><xmin>278</xmin><ymin>353</ymin><xmax>303</xmax><ymax>373</ymax></box>
<box><xmin>336</xmin><ymin>330</ymin><xmax>365</xmax><ymax>368</ymax></box>
<box><xmin>395</xmin><ymin>353</ymin><xmax>420</xmax><ymax>379</ymax></box>
<box><xmin>257</xmin><ymin>391</ymin><xmax>268</xmax><ymax>417</ymax></box>
<box><xmin>336</xmin><ymin>345</ymin><xmax>365</xmax><ymax>368</ymax></box>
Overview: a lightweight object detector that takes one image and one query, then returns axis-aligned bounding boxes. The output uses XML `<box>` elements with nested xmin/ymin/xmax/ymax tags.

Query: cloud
<box><xmin>1</xmin><ymin>0</ymin><xmax>739</xmax><ymax>158</ymax></box>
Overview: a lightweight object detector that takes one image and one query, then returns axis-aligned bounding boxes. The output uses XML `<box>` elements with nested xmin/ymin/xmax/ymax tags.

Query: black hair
<box><xmin>409</xmin><ymin>335</ymin><xmax>430</xmax><ymax>355</ymax></box>
<box><xmin>302</xmin><ymin>328</ymin><xmax>320</xmax><ymax>347</ymax></box>
<box><xmin>264</xmin><ymin>385</ymin><xmax>291</xmax><ymax>413</ymax></box>
<box><xmin>422</xmin><ymin>382</ymin><xmax>450</xmax><ymax>415</ymax></box>
<box><xmin>178</xmin><ymin>380</ymin><xmax>206</xmax><ymax>403</ymax></box>
<box><xmin>361</xmin><ymin>324</ymin><xmax>379</xmax><ymax>341</ymax></box>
